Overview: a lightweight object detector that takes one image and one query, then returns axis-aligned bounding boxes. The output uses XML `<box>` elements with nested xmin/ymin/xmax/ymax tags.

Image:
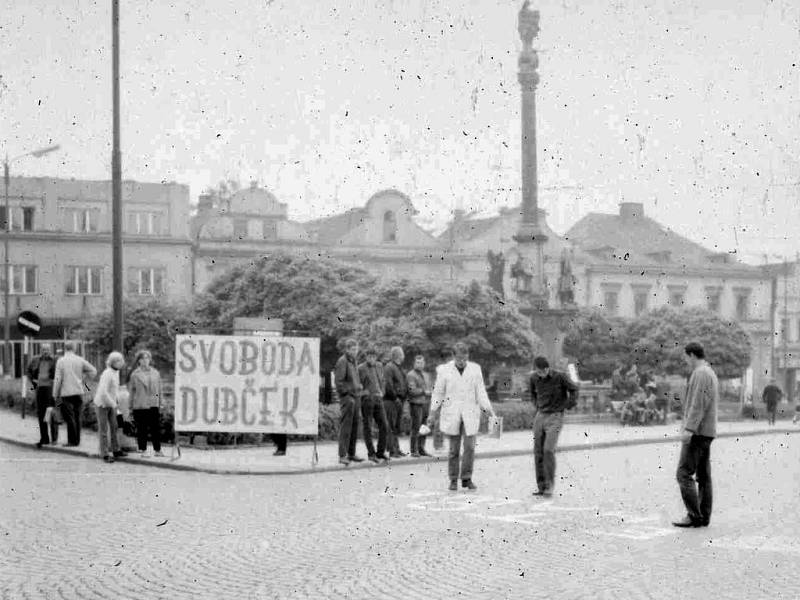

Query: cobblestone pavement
<box><xmin>1</xmin><ymin>432</ymin><xmax>798</xmax><ymax>599</ymax></box>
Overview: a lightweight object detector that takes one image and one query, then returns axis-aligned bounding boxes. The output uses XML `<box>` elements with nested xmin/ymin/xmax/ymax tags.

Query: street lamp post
<box><xmin>3</xmin><ymin>145</ymin><xmax>60</xmax><ymax>378</ymax></box>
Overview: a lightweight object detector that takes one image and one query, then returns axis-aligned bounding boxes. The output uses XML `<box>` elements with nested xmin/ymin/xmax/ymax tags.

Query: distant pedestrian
<box><xmin>427</xmin><ymin>342</ymin><xmax>496</xmax><ymax>491</ymax></box>
<box><xmin>761</xmin><ymin>380</ymin><xmax>782</xmax><ymax>426</ymax></box>
<box><xmin>94</xmin><ymin>352</ymin><xmax>126</xmax><ymax>463</ymax></box>
<box><xmin>334</xmin><ymin>338</ymin><xmax>364</xmax><ymax>466</ymax></box>
<box><xmin>128</xmin><ymin>350</ymin><xmax>164</xmax><ymax>457</ymax></box>
<box><xmin>358</xmin><ymin>346</ymin><xmax>390</xmax><ymax>463</ymax></box>
<box><xmin>406</xmin><ymin>355</ymin><xmax>432</xmax><ymax>457</ymax></box>
<box><xmin>384</xmin><ymin>346</ymin><xmax>408</xmax><ymax>458</ymax></box>
<box><xmin>673</xmin><ymin>342</ymin><xmax>718</xmax><ymax>528</ymax></box>
<box><xmin>529</xmin><ymin>356</ymin><xmax>578</xmax><ymax>497</ymax></box>
<box><xmin>26</xmin><ymin>343</ymin><xmax>58</xmax><ymax>448</ymax></box>
<box><xmin>53</xmin><ymin>342</ymin><xmax>97</xmax><ymax>447</ymax></box>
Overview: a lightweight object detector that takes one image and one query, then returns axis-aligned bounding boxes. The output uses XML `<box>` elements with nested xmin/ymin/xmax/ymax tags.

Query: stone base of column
<box><xmin>526</xmin><ymin>305</ymin><xmax>578</xmax><ymax>368</ymax></box>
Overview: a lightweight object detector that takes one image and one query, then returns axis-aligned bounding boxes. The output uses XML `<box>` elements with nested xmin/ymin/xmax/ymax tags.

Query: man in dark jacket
<box><xmin>358</xmin><ymin>347</ymin><xmax>390</xmax><ymax>463</ymax></box>
<box><xmin>383</xmin><ymin>346</ymin><xmax>408</xmax><ymax>457</ymax></box>
<box><xmin>530</xmin><ymin>356</ymin><xmax>578</xmax><ymax>497</ymax></box>
<box><xmin>406</xmin><ymin>354</ymin><xmax>432</xmax><ymax>457</ymax></box>
<box><xmin>334</xmin><ymin>338</ymin><xmax>364</xmax><ymax>465</ymax></box>
<box><xmin>26</xmin><ymin>343</ymin><xmax>58</xmax><ymax>448</ymax></box>
<box><xmin>761</xmin><ymin>380</ymin><xmax>782</xmax><ymax>426</ymax></box>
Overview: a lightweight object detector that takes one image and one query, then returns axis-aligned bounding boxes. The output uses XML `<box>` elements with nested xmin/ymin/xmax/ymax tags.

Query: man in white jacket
<box><xmin>427</xmin><ymin>342</ymin><xmax>496</xmax><ymax>491</ymax></box>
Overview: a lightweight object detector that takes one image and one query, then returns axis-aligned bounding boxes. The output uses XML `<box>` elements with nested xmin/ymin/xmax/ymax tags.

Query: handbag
<box><xmin>487</xmin><ymin>416</ymin><xmax>503</xmax><ymax>439</ymax></box>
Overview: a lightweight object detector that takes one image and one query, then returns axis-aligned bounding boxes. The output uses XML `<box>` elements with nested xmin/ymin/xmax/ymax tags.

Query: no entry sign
<box><xmin>17</xmin><ymin>311</ymin><xmax>42</xmax><ymax>337</ymax></box>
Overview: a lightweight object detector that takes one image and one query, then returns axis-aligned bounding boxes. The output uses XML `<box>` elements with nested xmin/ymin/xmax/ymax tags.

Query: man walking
<box><xmin>53</xmin><ymin>342</ymin><xmax>97</xmax><ymax>447</ymax></box>
<box><xmin>358</xmin><ymin>346</ymin><xmax>390</xmax><ymax>463</ymax></box>
<box><xmin>334</xmin><ymin>338</ymin><xmax>364</xmax><ymax>466</ymax></box>
<box><xmin>383</xmin><ymin>346</ymin><xmax>408</xmax><ymax>458</ymax></box>
<box><xmin>431</xmin><ymin>347</ymin><xmax>454</xmax><ymax>450</ymax></box>
<box><xmin>673</xmin><ymin>342</ymin><xmax>718</xmax><ymax>528</ymax></box>
<box><xmin>406</xmin><ymin>354</ymin><xmax>432</xmax><ymax>457</ymax></box>
<box><xmin>26</xmin><ymin>343</ymin><xmax>58</xmax><ymax>448</ymax></box>
<box><xmin>530</xmin><ymin>356</ymin><xmax>578</xmax><ymax>497</ymax></box>
<box><xmin>761</xmin><ymin>379</ymin><xmax>782</xmax><ymax>426</ymax></box>
<box><xmin>427</xmin><ymin>342</ymin><xmax>496</xmax><ymax>491</ymax></box>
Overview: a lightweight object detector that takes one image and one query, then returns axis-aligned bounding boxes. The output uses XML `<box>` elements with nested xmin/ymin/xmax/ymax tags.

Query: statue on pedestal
<box><xmin>487</xmin><ymin>250</ymin><xmax>506</xmax><ymax>298</ymax></box>
<box><xmin>557</xmin><ymin>247</ymin><xmax>576</xmax><ymax>307</ymax></box>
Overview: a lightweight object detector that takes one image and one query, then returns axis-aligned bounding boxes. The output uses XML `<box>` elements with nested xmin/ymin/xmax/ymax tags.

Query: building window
<box><xmin>127</xmin><ymin>211</ymin><xmax>163</xmax><ymax>235</ymax></box>
<box><xmin>65</xmin><ymin>208</ymin><xmax>98</xmax><ymax>233</ymax></box>
<box><xmin>127</xmin><ymin>268</ymin><xmax>165</xmax><ymax>296</ymax></box>
<box><xmin>633</xmin><ymin>292</ymin><xmax>648</xmax><ymax>316</ymax></box>
<box><xmin>780</xmin><ymin>318</ymin><xmax>790</xmax><ymax>342</ymax></box>
<box><xmin>3</xmin><ymin>265</ymin><xmax>37</xmax><ymax>294</ymax></box>
<box><xmin>383</xmin><ymin>211</ymin><xmax>397</xmax><ymax>243</ymax></box>
<box><xmin>706</xmin><ymin>293</ymin><xmax>720</xmax><ymax>313</ymax></box>
<box><xmin>232</xmin><ymin>218</ymin><xmax>248</xmax><ymax>239</ymax></box>
<box><xmin>65</xmin><ymin>267</ymin><xmax>102</xmax><ymax>295</ymax></box>
<box><xmin>735</xmin><ymin>294</ymin><xmax>749</xmax><ymax>321</ymax></box>
<box><xmin>669</xmin><ymin>292</ymin><xmax>685</xmax><ymax>306</ymax></box>
<box><xmin>0</xmin><ymin>206</ymin><xmax>36</xmax><ymax>231</ymax></box>
<box><xmin>603</xmin><ymin>291</ymin><xmax>619</xmax><ymax>315</ymax></box>
<box><xmin>263</xmin><ymin>220</ymin><xmax>278</xmax><ymax>241</ymax></box>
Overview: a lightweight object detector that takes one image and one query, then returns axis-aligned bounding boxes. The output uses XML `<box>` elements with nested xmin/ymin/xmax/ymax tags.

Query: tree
<box><xmin>626</xmin><ymin>306</ymin><xmax>752</xmax><ymax>379</ymax></box>
<box><xmin>77</xmin><ymin>299</ymin><xmax>199</xmax><ymax>374</ymax></box>
<box><xmin>352</xmin><ymin>279</ymin><xmax>540</xmax><ymax>373</ymax></box>
<box><xmin>194</xmin><ymin>253</ymin><xmax>376</xmax><ymax>371</ymax></box>
<box><xmin>562</xmin><ymin>308</ymin><xmax>630</xmax><ymax>382</ymax></box>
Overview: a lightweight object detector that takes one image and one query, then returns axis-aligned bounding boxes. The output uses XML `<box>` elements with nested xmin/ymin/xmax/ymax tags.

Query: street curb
<box><xmin>2</xmin><ymin>427</ymin><xmax>798</xmax><ymax>476</ymax></box>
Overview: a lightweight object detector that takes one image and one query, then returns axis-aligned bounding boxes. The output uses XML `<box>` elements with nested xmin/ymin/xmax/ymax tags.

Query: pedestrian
<box><xmin>673</xmin><ymin>342</ymin><xmax>718</xmax><ymax>528</ymax></box>
<box><xmin>426</xmin><ymin>342</ymin><xmax>496</xmax><ymax>491</ymax></box>
<box><xmin>26</xmin><ymin>343</ymin><xmax>58</xmax><ymax>448</ymax></box>
<box><xmin>383</xmin><ymin>346</ymin><xmax>408</xmax><ymax>458</ymax></box>
<box><xmin>358</xmin><ymin>346</ymin><xmax>391</xmax><ymax>463</ymax></box>
<box><xmin>94</xmin><ymin>351</ymin><xmax>126</xmax><ymax>463</ymax></box>
<box><xmin>761</xmin><ymin>379</ymin><xmax>782</xmax><ymax>426</ymax></box>
<box><xmin>128</xmin><ymin>350</ymin><xmax>164</xmax><ymax>457</ymax></box>
<box><xmin>334</xmin><ymin>338</ymin><xmax>364</xmax><ymax>466</ymax></box>
<box><xmin>431</xmin><ymin>347</ymin><xmax>455</xmax><ymax>450</ymax></box>
<box><xmin>529</xmin><ymin>356</ymin><xmax>578</xmax><ymax>497</ymax></box>
<box><xmin>53</xmin><ymin>342</ymin><xmax>97</xmax><ymax>447</ymax></box>
<box><xmin>406</xmin><ymin>354</ymin><xmax>432</xmax><ymax>457</ymax></box>
<box><xmin>271</xmin><ymin>434</ymin><xmax>288</xmax><ymax>456</ymax></box>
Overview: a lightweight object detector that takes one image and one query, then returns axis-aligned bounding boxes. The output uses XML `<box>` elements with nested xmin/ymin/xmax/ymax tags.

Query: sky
<box><xmin>2</xmin><ymin>0</ymin><xmax>799</xmax><ymax>264</ymax></box>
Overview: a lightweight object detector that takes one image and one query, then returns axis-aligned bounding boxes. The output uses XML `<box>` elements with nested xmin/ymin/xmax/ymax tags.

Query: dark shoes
<box><xmin>103</xmin><ymin>455</ymin><xmax>115</xmax><ymax>463</ymax></box>
<box><xmin>462</xmin><ymin>480</ymin><xmax>477</xmax><ymax>491</ymax></box>
<box><xmin>113</xmin><ymin>451</ymin><xmax>127</xmax><ymax>458</ymax></box>
<box><xmin>532</xmin><ymin>489</ymin><xmax>553</xmax><ymax>498</ymax></box>
<box><xmin>418</xmin><ymin>449</ymin><xmax>431</xmax><ymax>457</ymax></box>
<box><xmin>389</xmin><ymin>451</ymin><xmax>404</xmax><ymax>458</ymax></box>
<box><xmin>395</xmin><ymin>450</ymin><xmax>408</xmax><ymax>457</ymax></box>
<box><xmin>410</xmin><ymin>452</ymin><xmax>421</xmax><ymax>458</ymax></box>
<box><xmin>375</xmin><ymin>453</ymin><xmax>391</xmax><ymax>462</ymax></box>
<box><xmin>273</xmin><ymin>449</ymin><xmax>286</xmax><ymax>456</ymax></box>
<box><xmin>35</xmin><ymin>442</ymin><xmax>44</xmax><ymax>449</ymax></box>
<box><xmin>672</xmin><ymin>516</ymin><xmax>708</xmax><ymax>528</ymax></box>
<box><xmin>368</xmin><ymin>455</ymin><xmax>380</xmax><ymax>464</ymax></box>
<box><xmin>348</xmin><ymin>455</ymin><xmax>365</xmax><ymax>463</ymax></box>
<box><xmin>449</xmin><ymin>480</ymin><xmax>458</xmax><ymax>491</ymax></box>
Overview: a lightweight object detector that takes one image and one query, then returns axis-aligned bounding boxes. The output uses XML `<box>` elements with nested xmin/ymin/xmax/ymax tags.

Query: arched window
<box><xmin>383</xmin><ymin>210</ymin><xmax>397</xmax><ymax>243</ymax></box>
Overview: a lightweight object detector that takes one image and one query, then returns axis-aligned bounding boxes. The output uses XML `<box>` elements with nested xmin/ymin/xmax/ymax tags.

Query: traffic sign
<box><xmin>17</xmin><ymin>311</ymin><xmax>42</xmax><ymax>337</ymax></box>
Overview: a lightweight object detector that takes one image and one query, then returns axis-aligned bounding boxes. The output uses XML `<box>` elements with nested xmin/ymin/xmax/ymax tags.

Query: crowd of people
<box><xmin>27</xmin><ymin>343</ymin><xmax>164</xmax><ymax>463</ymax></box>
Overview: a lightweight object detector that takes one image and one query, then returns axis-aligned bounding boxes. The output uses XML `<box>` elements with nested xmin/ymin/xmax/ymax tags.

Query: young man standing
<box><xmin>529</xmin><ymin>356</ymin><xmax>578</xmax><ymax>497</ymax></box>
<box><xmin>427</xmin><ymin>342</ymin><xmax>496</xmax><ymax>491</ymax></box>
<box><xmin>26</xmin><ymin>343</ymin><xmax>58</xmax><ymax>448</ymax></box>
<box><xmin>673</xmin><ymin>342</ymin><xmax>718</xmax><ymax>528</ymax></box>
<box><xmin>358</xmin><ymin>347</ymin><xmax>390</xmax><ymax>463</ymax></box>
<box><xmin>334</xmin><ymin>338</ymin><xmax>364</xmax><ymax>466</ymax></box>
<box><xmin>406</xmin><ymin>354</ymin><xmax>432</xmax><ymax>457</ymax></box>
<box><xmin>383</xmin><ymin>346</ymin><xmax>408</xmax><ymax>458</ymax></box>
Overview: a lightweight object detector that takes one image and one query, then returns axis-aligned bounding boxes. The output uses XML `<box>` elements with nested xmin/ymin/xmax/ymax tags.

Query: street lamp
<box><xmin>3</xmin><ymin>144</ymin><xmax>60</xmax><ymax>377</ymax></box>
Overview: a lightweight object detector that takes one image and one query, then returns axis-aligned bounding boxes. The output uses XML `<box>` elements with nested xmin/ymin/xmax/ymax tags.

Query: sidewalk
<box><xmin>1</xmin><ymin>408</ymin><xmax>797</xmax><ymax>475</ymax></box>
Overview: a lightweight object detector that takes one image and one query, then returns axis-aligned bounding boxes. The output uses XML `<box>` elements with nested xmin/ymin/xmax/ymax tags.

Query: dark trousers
<box><xmin>766</xmin><ymin>405</ymin><xmax>777</xmax><ymax>425</ymax></box>
<box><xmin>533</xmin><ymin>411</ymin><xmax>563</xmax><ymax>493</ymax></box>
<box><xmin>448</xmin><ymin>421</ymin><xmax>475</xmax><ymax>481</ymax></box>
<box><xmin>383</xmin><ymin>398</ymin><xmax>402</xmax><ymax>454</ymax></box>
<box><xmin>35</xmin><ymin>386</ymin><xmax>57</xmax><ymax>445</ymax></box>
<box><xmin>676</xmin><ymin>434</ymin><xmax>713</xmax><ymax>524</ymax></box>
<box><xmin>133</xmin><ymin>407</ymin><xmax>161</xmax><ymax>452</ymax></box>
<box><xmin>409</xmin><ymin>401</ymin><xmax>430</xmax><ymax>453</ymax></box>
<box><xmin>60</xmin><ymin>395</ymin><xmax>84</xmax><ymax>446</ymax></box>
<box><xmin>272</xmin><ymin>434</ymin><xmax>287</xmax><ymax>452</ymax></box>
<box><xmin>361</xmin><ymin>396</ymin><xmax>388</xmax><ymax>457</ymax></box>
<box><xmin>338</xmin><ymin>395</ymin><xmax>361</xmax><ymax>458</ymax></box>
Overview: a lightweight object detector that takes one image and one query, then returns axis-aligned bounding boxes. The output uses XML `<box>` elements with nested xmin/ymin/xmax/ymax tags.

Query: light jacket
<box><xmin>430</xmin><ymin>361</ymin><xmax>493</xmax><ymax>436</ymax></box>
<box><xmin>128</xmin><ymin>367</ymin><xmax>162</xmax><ymax>410</ymax></box>
<box><xmin>93</xmin><ymin>367</ymin><xmax>120</xmax><ymax>409</ymax></box>
<box><xmin>683</xmin><ymin>362</ymin><xmax>718</xmax><ymax>438</ymax></box>
<box><xmin>53</xmin><ymin>351</ymin><xmax>97</xmax><ymax>398</ymax></box>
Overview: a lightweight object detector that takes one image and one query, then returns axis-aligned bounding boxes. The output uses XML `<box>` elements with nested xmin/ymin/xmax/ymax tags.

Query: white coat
<box><xmin>430</xmin><ymin>361</ymin><xmax>493</xmax><ymax>436</ymax></box>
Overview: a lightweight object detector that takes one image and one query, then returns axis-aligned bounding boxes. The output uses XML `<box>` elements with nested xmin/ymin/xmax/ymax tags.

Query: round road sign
<box><xmin>17</xmin><ymin>311</ymin><xmax>42</xmax><ymax>337</ymax></box>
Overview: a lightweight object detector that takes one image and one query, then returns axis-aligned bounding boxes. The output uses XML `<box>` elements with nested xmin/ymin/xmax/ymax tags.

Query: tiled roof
<box><xmin>304</xmin><ymin>208</ymin><xmax>369</xmax><ymax>245</ymax></box>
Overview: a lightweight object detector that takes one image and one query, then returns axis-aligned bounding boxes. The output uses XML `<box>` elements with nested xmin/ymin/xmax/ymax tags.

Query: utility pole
<box><xmin>783</xmin><ymin>256</ymin><xmax>789</xmax><ymax>391</ymax></box>
<box><xmin>112</xmin><ymin>0</ymin><xmax>124</xmax><ymax>352</ymax></box>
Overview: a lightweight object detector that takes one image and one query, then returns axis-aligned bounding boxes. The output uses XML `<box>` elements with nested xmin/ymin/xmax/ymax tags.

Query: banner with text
<box><xmin>174</xmin><ymin>335</ymin><xmax>320</xmax><ymax>434</ymax></box>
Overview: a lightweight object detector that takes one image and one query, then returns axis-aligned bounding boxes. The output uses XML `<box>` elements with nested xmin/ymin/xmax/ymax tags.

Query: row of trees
<box><xmin>563</xmin><ymin>306</ymin><xmax>753</xmax><ymax>381</ymax></box>
<box><xmin>80</xmin><ymin>253</ymin><xmax>541</xmax><ymax>374</ymax></box>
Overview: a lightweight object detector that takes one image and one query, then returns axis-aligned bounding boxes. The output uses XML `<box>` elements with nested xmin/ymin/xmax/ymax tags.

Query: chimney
<box><xmin>619</xmin><ymin>202</ymin><xmax>644</xmax><ymax>219</ymax></box>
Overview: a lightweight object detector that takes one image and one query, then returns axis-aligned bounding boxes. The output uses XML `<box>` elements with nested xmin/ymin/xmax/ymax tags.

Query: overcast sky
<box><xmin>2</xmin><ymin>0</ymin><xmax>798</xmax><ymax>264</ymax></box>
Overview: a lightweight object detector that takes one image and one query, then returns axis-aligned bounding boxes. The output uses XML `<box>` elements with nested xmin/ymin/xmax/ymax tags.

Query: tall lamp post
<box><xmin>3</xmin><ymin>144</ymin><xmax>60</xmax><ymax>378</ymax></box>
<box><xmin>112</xmin><ymin>0</ymin><xmax>123</xmax><ymax>354</ymax></box>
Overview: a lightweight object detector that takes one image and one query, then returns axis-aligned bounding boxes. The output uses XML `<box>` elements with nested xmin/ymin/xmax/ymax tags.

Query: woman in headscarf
<box><xmin>94</xmin><ymin>351</ymin><xmax>125</xmax><ymax>463</ymax></box>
